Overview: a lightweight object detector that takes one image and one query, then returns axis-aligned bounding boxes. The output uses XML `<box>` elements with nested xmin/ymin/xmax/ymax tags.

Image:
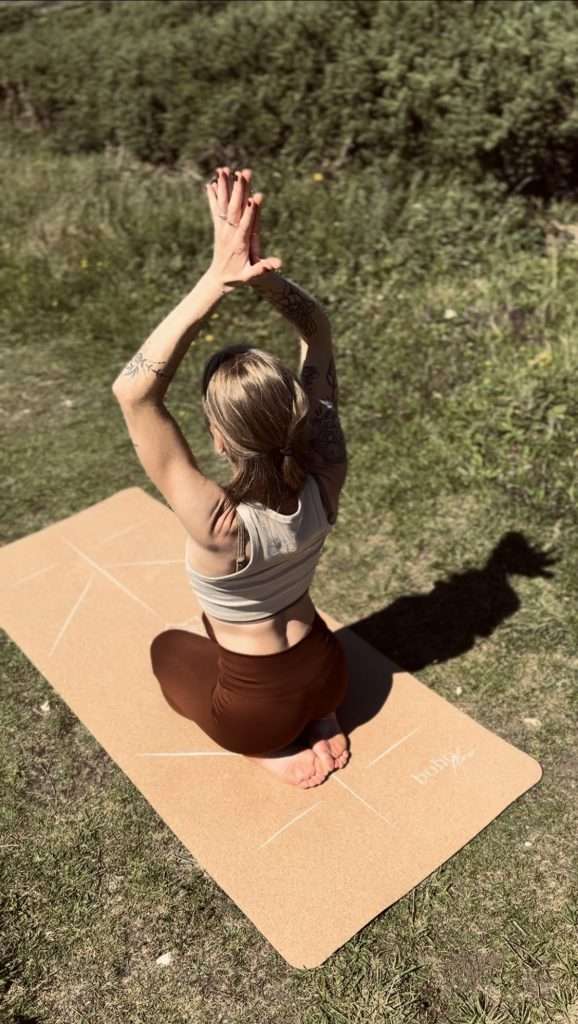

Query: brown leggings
<box><xmin>149</xmin><ymin>610</ymin><xmax>349</xmax><ymax>757</ymax></box>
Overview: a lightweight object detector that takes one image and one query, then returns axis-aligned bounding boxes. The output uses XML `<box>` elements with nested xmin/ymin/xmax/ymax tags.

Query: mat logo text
<box><xmin>411</xmin><ymin>747</ymin><xmax>476</xmax><ymax>785</ymax></box>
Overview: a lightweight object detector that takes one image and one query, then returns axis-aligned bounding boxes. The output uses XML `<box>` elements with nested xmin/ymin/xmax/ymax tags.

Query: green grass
<box><xmin>1</xmin><ymin>128</ymin><xmax>578</xmax><ymax>1021</ymax></box>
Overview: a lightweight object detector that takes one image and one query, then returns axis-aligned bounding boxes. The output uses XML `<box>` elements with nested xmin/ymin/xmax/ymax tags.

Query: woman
<box><xmin>114</xmin><ymin>166</ymin><xmax>349</xmax><ymax>790</ymax></box>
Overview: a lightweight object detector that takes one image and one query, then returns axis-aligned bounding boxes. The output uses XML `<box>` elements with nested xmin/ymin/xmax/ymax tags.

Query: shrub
<box><xmin>1</xmin><ymin>0</ymin><xmax>578</xmax><ymax>198</ymax></box>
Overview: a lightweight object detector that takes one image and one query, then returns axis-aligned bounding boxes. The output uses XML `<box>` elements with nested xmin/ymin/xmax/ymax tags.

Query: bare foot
<box><xmin>307</xmin><ymin>712</ymin><xmax>350</xmax><ymax>770</ymax></box>
<box><xmin>245</xmin><ymin>739</ymin><xmax>332</xmax><ymax>789</ymax></box>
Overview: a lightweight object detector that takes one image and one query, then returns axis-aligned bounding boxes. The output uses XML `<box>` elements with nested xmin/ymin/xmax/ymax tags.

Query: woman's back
<box><xmin>200</xmin><ymin>579</ymin><xmax>319</xmax><ymax>656</ymax></box>
<box><xmin>186</xmin><ymin>474</ymin><xmax>334</xmax><ymax>655</ymax></box>
<box><xmin>197</xmin><ymin>265</ymin><xmax>348</xmax><ymax>655</ymax></box>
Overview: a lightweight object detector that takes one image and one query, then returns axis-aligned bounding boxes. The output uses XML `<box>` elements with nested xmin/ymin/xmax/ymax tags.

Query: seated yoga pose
<box><xmin>112</xmin><ymin>166</ymin><xmax>349</xmax><ymax>790</ymax></box>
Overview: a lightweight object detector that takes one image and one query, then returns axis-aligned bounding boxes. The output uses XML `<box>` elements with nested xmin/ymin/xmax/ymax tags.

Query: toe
<box><xmin>306</xmin><ymin>773</ymin><xmax>322</xmax><ymax>788</ymax></box>
<box><xmin>299</xmin><ymin>750</ymin><xmax>322</xmax><ymax>788</ymax></box>
<box><xmin>333</xmin><ymin>750</ymin><xmax>349</xmax><ymax>770</ymax></box>
<box><xmin>311</xmin><ymin>739</ymin><xmax>336</xmax><ymax>775</ymax></box>
<box><xmin>300</xmin><ymin>764</ymin><xmax>324</xmax><ymax>789</ymax></box>
<box><xmin>314</xmin><ymin>761</ymin><xmax>332</xmax><ymax>782</ymax></box>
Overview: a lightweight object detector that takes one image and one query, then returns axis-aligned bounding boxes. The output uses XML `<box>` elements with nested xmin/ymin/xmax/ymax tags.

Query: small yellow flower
<box><xmin>80</xmin><ymin>258</ymin><xmax>88</xmax><ymax>269</ymax></box>
<box><xmin>205</xmin><ymin>334</ymin><xmax>215</xmax><ymax>342</ymax></box>
<box><xmin>312</xmin><ymin>172</ymin><xmax>324</xmax><ymax>182</ymax></box>
<box><xmin>212</xmin><ymin>313</ymin><xmax>220</xmax><ymax>320</ymax></box>
<box><xmin>528</xmin><ymin>349</ymin><xmax>552</xmax><ymax>367</ymax></box>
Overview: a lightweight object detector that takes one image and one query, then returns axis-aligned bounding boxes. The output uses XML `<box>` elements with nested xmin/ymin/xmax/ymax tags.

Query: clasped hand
<box><xmin>205</xmin><ymin>166</ymin><xmax>282</xmax><ymax>291</ymax></box>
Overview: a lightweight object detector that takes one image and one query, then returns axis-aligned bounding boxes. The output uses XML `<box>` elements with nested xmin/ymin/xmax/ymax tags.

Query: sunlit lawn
<box><xmin>2</xmin><ymin>131</ymin><xmax>577</xmax><ymax>1022</ymax></box>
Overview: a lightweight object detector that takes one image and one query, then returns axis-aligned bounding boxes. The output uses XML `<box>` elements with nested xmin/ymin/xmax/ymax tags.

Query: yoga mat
<box><xmin>0</xmin><ymin>487</ymin><xmax>542</xmax><ymax>968</ymax></box>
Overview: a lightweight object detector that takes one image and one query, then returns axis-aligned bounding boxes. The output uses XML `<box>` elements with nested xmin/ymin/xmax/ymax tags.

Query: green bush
<box><xmin>2</xmin><ymin>0</ymin><xmax>578</xmax><ymax>197</ymax></box>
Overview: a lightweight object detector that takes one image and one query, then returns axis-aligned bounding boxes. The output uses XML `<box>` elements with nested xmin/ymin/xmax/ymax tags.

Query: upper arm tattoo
<box><xmin>300</xmin><ymin>364</ymin><xmax>320</xmax><ymax>394</ymax></box>
<box><xmin>119</xmin><ymin>352</ymin><xmax>170</xmax><ymax>379</ymax></box>
<box><xmin>301</xmin><ymin>354</ymin><xmax>338</xmax><ymax>406</ymax></box>
<box><xmin>302</xmin><ymin>354</ymin><xmax>346</xmax><ymax>464</ymax></box>
<box><xmin>309</xmin><ymin>399</ymin><xmax>347</xmax><ymax>464</ymax></box>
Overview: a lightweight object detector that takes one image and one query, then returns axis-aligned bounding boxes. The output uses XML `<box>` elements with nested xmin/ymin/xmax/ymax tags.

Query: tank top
<box><xmin>184</xmin><ymin>474</ymin><xmax>335</xmax><ymax>623</ymax></box>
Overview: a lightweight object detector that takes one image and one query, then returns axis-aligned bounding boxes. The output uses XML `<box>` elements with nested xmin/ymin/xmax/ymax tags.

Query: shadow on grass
<box><xmin>335</xmin><ymin>530</ymin><xmax>560</xmax><ymax>736</ymax></box>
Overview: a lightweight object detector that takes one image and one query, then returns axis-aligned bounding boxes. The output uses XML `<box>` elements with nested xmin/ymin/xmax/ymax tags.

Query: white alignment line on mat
<box><xmin>137</xmin><ymin>749</ymin><xmax>393</xmax><ymax>846</ymax></box>
<box><xmin>62</xmin><ymin>538</ymin><xmax>164</xmax><ymax>623</ymax></box>
<box><xmin>331</xmin><ymin>774</ymin><xmax>395</xmax><ymax>826</ymax></box>
<box><xmin>48</xmin><ymin>573</ymin><xmax>95</xmax><ymax>658</ymax></box>
<box><xmin>258</xmin><ymin>803</ymin><xmax>322</xmax><ymax>850</ymax></box>
<box><xmin>366</xmin><ymin>727</ymin><xmax>421</xmax><ymax>768</ymax></box>
<box><xmin>257</xmin><ymin>769</ymin><xmax>395</xmax><ymax>850</ymax></box>
<box><xmin>7</xmin><ymin>520</ymin><xmax>151</xmax><ymax>589</ymax></box>
<box><xmin>10</xmin><ymin>563</ymin><xmax>61</xmax><ymax>588</ymax></box>
<box><xmin>96</xmin><ymin>518</ymin><xmax>151</xmax><ymax>547</ymax></box>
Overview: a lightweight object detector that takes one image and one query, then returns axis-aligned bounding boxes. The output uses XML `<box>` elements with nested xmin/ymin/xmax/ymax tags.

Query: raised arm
<box><xmin>250</xmin><ymin>271</ymin><xmax>347</xmax><ymax>465</ymax></box>
<box><xmin>249</xmin><ymin>270</ymin><xmax>328</xmax><ymax>347</ymax></box>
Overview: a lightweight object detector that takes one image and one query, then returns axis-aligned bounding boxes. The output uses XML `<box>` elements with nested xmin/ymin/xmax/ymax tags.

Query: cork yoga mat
<box><xmin>0</xmin><ymin>487</ymin><xmax>543</xmax><ymax>969</ymax></box>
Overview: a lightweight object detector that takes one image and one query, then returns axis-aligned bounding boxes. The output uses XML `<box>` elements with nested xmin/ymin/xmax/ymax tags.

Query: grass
<box><xmin>1</xmin><ymin>128</ymin><xmax>577</xmax><ymax>1021</ymax></box>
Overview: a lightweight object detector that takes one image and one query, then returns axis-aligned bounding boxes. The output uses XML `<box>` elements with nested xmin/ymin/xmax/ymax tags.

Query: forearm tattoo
<box><xmin>265</xmin><ymin>278</ymin><xmax>320</xmax><ymax>338</ymax></box>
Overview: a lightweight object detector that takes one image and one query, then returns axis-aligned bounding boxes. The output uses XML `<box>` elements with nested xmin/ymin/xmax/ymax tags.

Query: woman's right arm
<box><xmin>250</xmin><ymin>272</ymin><xmax>347</xmax><ymax>466</ymax></box>
<box><xmin>249</xmin><ymin>270</ymin><xmax>329</xmax><ymax>348</ymax></box>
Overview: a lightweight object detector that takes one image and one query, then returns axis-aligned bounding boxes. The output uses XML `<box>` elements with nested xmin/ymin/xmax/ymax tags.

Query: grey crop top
<box><xmin>184</xmin><ymin>474</ymin><xmax>335</xmax><ymax>623</ymax></box>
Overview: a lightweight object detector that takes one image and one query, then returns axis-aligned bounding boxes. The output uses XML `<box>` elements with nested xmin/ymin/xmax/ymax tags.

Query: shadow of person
<box><xmin>332</xmin><ymin>530</ymin><xmax>560</xmax><ymax>737</ymax></box>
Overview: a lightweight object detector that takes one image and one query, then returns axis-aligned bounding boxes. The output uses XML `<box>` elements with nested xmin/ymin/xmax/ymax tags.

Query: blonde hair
<box><xmin>201</xmin><ymin>344</ymin><xmax>318</xmax><ymax>513</ymax></box>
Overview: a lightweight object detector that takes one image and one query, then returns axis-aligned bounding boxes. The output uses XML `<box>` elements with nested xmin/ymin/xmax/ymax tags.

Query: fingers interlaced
<box><xmin>239</xmin><ymin>192</ymin><xmax>262</xmax><ymax>244</ymax></box>
<box><xmin>205</xmin><ymin>168</ymin><xmax>230</xmax><ymax>222</ymax></box>
<box><xmin>206</xmin><ymin>167</ymin><xmax>257</xmax><ymax>229</ymax></box>
<box><xmin>228</xmin><ymin>168</ymin><xmax>252</xmax><ymax>223</ymax></box>
<box><xmin>207</xmin><ymin>165</ymin><xmax>254</xmax><ymax>220</ymax></box>
<box><xmin>217</xmin><ymin>167</ymin><xmax>230</xmax><ymax>213</ymax></box>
